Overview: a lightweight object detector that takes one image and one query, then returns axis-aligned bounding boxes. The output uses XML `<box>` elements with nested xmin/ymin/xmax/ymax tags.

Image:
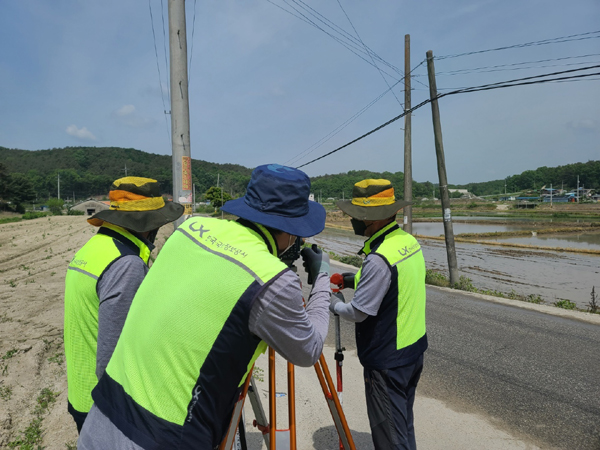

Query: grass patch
<box><xmin>22</xmin><ymin>211</ymin><xmax>48</xmax><ymax>220</ymax></box>
<box><xmin>425</xmin><ymin>272</ymin><xmax>553</xmax><ymax>306</ymax></box>
<box><xmin>336</xmin><ymin>255</ymin><xmax>363</xmax><ymax>267</ymax></box>
<box><xmin>0</xmin><ymin>383</ymin><xmax>12</xmax><ymax>401</ymax></box>
<box><xmin>7</xmin><ymin>387</ymin><xmax>59</xmax><ymax>449</ymax></box>
<box><xmin>425</xmin><ymin>269</ymin><xmax>450</xmax><ymax>287</ymax></box>
<box><xmin>47</xmin><ymin>352</ymin><xmax>64</xmax><ymax>366</ymax></box>
<box><xmin>2</xmin><ymin>349</ymin><xmax>18</xmax><ymax>360</ymax></box>
<box><xmin>0</xmin><ymin>217</ymin><xmax>22</xmax><ymax>224</ymax></box>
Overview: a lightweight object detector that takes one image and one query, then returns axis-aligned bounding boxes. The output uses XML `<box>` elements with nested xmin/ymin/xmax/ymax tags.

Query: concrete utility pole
<box><xmin>426</xmin><ymin>50</ymin><xmax>459</xmax><ymax>286</ymax></box>
<box><xmin>403</xmin><ymin>34</ymin><xmax>413</xmax><ymax>234</ymax></box>
<box><xmin>550</xmin><ymin>183</ymin><xmax>553</xmax><ymax>208</ymax></box>
<box><xmin>577</xmin><ymin>175</ymin><xmax>580</xmax><ymax>203</ymax></box>
<box><xmin>57</xmin><ymin>173</ymin><xmax>60</xmax><ymax>200</ymax></box>
<box><xmin>169</xmin><ymin>0</ymin><xmax>193</xmax><ymax>229</ymax></box>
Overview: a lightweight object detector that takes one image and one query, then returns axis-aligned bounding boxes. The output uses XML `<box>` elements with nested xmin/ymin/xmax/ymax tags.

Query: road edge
<box><xmin>428</xmin><ymin>285</ymin><xmax>600</xmax><ymax>325</ymax></box>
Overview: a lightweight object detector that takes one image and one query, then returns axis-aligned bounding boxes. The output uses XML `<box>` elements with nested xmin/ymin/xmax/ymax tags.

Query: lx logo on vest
<box><xmin>187</xmin><ymin>385</ymin><xmax>202</xmax><ymax>422</ymax></box>
<box><xmin>189</xmin><ymin>221</ymin><xmax>210</xmax><ymax>238</ymax></box>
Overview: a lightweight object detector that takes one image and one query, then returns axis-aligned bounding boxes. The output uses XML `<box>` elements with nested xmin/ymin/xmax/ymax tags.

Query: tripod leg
<box><xmin>287</xmin><ymin>361</ymin><xmax>297</xmax><ymax>450</ymax></box>
<box><xmin>314</xmin><ymin>355</ymin><xmax>356</xmax><ymax>450</ymax></box>
<box><xmin>269</xmin><ymin>347</ymin><xmax>276</xmax><ymax>450</ymax></box>
<box><xmin>219</xmin><ymin>370</ymin><xmax>253</xmax><ymax>450</ymax></box>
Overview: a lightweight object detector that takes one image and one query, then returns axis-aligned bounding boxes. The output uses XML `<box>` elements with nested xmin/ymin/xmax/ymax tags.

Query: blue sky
<box><xmin>1</xmin><ymin>0</ymin><xmax>598</xmax><ymax>184</ymax></box>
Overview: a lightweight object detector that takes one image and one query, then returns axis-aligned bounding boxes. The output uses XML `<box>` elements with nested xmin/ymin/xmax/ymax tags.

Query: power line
<box><xmin>160</xmin><ymin>0</ymin><xmax>171</xmax><ymax>106</ymax></box>
<box><xmin>297</xmin><ymin>97</ymin><xmax>430</xmax><ymax>169</ymax></box>
<box><xmin>336</xmin><ymin>0</ymin><xmax>403</xmax><ymax>108</ymax></box>
<box><xmin>432</xmin><ymin>53</ymin><xmax>600</xmax><ymax>76</ymax></box>
<box><xmin>287</xmin><ymin>59</ymin><xmax>426</xmax><ymax>167</ymax></box>
<box><xmin>284</xmin><ymin>78</ymin><xmax>404</xmax><ymax>166</ymax></box>
<box><xmin>296</xmin><ymin>65</ymin><xmax>600</xmax><ymax>169</ymax></box>
<box><xmin>265</xmin><ymin>0</ymin><xmax>401</xmax><ymax>80</ymax></box>
<box><xmin>188</xmin><ymin>0</ymin><xmax>198</xmax><ymax>86</ymax></box>
<box><xmin>148</xmin><ymin>0</ymin><xmax>171</xmax><ymax>143</ymax></box>
<box><xmin>291</xmin><ymin>0</ymin><xmax>402</xmax><ymax>75</ymax></box>
<box><xmin>436</xmin><ymin>30</ymin><xmax>600</xmax><ymax>60</ymax></box>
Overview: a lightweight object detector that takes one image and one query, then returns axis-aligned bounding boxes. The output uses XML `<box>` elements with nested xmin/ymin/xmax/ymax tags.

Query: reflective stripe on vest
<box><xmin>96</xmin><ymin>217</ymin><xmax>288</xmax><ymax>448</ymax></box>
<box><xmin>64</xmin><ymin>223</ymin><xmax>150</xmax><ymax>414</ymax></box>
<box><xmin>355</xmin><ymin>222</ymin><xmax>427</xmax><ymax>369</ymax></box>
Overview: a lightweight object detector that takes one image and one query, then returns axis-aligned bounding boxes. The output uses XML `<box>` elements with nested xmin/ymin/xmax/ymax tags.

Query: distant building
<box><xmin>543</xmin><ymin>196</ymin><xmax>569</xmax><ymax>203</ymax></box>
<box><xmin>448</xmin><ymin>189</ymin><xmax>471</xmax><ymax>198</ymax></box>
<box><xmin>71</xmin><ymin>199</ymin><xmax>110</xmax><ymax>216</ymax></box>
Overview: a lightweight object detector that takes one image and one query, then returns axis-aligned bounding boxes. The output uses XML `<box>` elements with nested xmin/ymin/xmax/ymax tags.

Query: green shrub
<box><xmin>0</xmin><ymin>217</ymin><xmax>22</xmax><ymax>224</ymax></box>
<box><xmin>454</xmin><ymin>276</ymin><xmax>476</xmax><ymax>292</ymax></box>
<box><xmin>525</xmin><ymin>294</ymin><xmax>544</xmax><ymax>304</ymax></box>
<box><xmin>195</xmin><ymin>204</ymin><xmax>215</xmax><ymax>214</ymax></box>
<box><xmin>67</xmin><ymin>209</ymin><xmax>84</xmax><ymax>215</ymax></box>
<box><xmin>554</xmin><ymin>299</ymin><xmax>576</xmax><ymax>310</ymax></box>
<box><xmin>47</xmin><ymin>198</ymin><xmax>64</xmax><ymax>215</ymax></box>
<box><xmin>337</xmin><ymin>255</ymin><xmax>363</xmax><ymax>267</ymax></box>
<box><xmin>22</xmin><ymin>211</ymin><xmax>47</xmax><ymax>220</ymax></box>
<box><xmin>425</xmin><ymin>269</ymin><xmax>449</xmax><ymax>287</ymax></box>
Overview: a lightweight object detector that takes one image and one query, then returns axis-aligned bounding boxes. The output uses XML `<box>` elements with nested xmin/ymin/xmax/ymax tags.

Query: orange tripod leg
<box><xmin>314</xmin><ymin>354</ymin><xmax>356</xmax><ymax>450</ymax></box>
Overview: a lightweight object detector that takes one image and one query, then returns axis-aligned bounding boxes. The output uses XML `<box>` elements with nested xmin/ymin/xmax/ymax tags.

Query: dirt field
<box><xmin>0</xmin><ymin>215</ymin><xmax>174</xmax><ymax>449</ymax></box>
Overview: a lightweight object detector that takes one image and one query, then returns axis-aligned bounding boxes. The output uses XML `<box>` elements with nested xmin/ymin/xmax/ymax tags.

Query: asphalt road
<box><xmin>313</xmin><ymin>261</ymin><xmax>600</xmax><ymax>450</ymax></box>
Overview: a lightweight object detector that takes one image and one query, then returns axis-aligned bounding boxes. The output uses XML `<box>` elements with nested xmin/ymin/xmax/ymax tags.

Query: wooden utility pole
<box><xmin>169</xmin><ymin>0</ymin><xmax>193</xmax><ymax>228</ymax></box>
<box><xmin>403</xmin><ymin>34</ymin><xmax>413</xmax><ymax>234</ymax></box>
<box><xmin>426</xmin><ymin>50</ymin><xmax>459</xmax><ymax>286</ymax></box>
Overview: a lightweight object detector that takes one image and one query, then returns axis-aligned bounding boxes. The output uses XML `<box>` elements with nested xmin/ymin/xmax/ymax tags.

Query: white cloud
<box><xmin>111</xmin><ymin>104</ymin><xmax>155</xmax><ymax>129</ymax></box>
<box><xmin>66</xmin><ymin>125</ymin><xmax>96</xmax><ymax>140</ymax></box>
<box><xmin>115</xmin><ymin>104</ymin><xmax>135</xmax><ymax>116</ymax></box>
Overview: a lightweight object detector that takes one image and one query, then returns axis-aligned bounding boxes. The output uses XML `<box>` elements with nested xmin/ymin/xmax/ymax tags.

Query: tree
<box><xmin>47</xmin><ymin>198</ymin><xmax>64</xmax><ymax>215</ymax></box>
<box><xmin>7</xmin><ymin>173</ymin><xmax>36</xmax><ymax>211</ymax></box>
<box><xmin>0</xmin><ymin>162</ymin><xmax>9</xmax><ymax>200</ymax></box>
<box><xmin>205</xmin><ymin>186</ymin><xmax>232</xmax><ymax>209</ymax></box>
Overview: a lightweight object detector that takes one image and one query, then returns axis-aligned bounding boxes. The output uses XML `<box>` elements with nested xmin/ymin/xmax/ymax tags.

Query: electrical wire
<box><xmin>265</xmin><ymin>0</ymin><xmax>401</xmax><ymax>80</ymax></box>
<box><xmin>432</xmin><ymin>53</ymin><xmax>600</xmax><ymax>76</ymax></box>
<box><xmin>284</xmin><ymin>78</ymin><xmax>404</xmax><ymax>166</ymax></box>
<box><xmin>188</xmin><ymin>0</ymin><xmax>198</xmax><ymax>87</ymax></box>
<box><xmin>336</xmin><ymin>0</ymin><xmax>403</xmax><ymax>107</ymax></box>
<box><xmin>296</xmin><ymin>65</ymin><xmax>600</xmax><ymax>169</ymax></box>
<box><xmin>148</xmin><ymin>0</ymin><xmax>171</xmax><ymax>143</ymax></box>
<box><xmin>291</xmin><ymin>0</ymin><xmax>402</xmax><ymax>75</ymax></box>
<box><xmin>285</xmin><ymin>59</ymin><xmax>427</xmax><ymax>167</ymax></box>
<box><xmin>436</xmin><ymin>30</ymin><xmax>600</xmax><ymax>60</ymax></box>
<box><xmin>160</xmin><ymin>0</ymin><xmax>171</xmax><ymax>106</ymax></box>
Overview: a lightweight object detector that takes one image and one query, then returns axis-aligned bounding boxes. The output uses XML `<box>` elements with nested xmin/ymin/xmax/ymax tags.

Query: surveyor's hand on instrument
<box><xmin>331</xmin><ymin>272</ymin><xmax>356</xmax><ymax>289</ymax></box>
<box><xmin>301</xmin><ymin>244</ymin><xmax>330</xmax><ymax>285</ymax></box>
<box><xmin>341</xmin><ymin>272</ymin><xmax>356</xmax><ymax>289</ymax></box>
<box><xmin>329</xmin><ymin>291</ymin><xmax>345</xmax><ymax>314</ymax></box>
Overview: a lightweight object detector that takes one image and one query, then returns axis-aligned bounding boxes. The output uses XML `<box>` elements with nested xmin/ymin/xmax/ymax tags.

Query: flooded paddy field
<box><xmin>310</xmin><ymin>224</ymin><xmax>600</xmax><ymax>310</ymax></box>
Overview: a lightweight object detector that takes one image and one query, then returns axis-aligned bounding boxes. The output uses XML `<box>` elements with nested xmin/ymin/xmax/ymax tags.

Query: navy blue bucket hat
<box><xmin>221</xmin><ymin>164</ymin><xmax>326</xmax><ymax>237</ymax></box>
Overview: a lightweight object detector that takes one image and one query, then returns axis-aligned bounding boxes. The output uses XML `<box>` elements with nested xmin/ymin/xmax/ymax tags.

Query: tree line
<box><xmin>1</xmin><ymin>146</ymin><xmax>598</xmax><ymax>213</ymax></box>
<box><xmin>0</xmin><ymin>146</ymin><xmax>252</xmax><ymax>211</ymax></box>
<box><xmin>457</xmin><ymin>161</ymin><xmax>600</xmax><ymax>196</ymax></box>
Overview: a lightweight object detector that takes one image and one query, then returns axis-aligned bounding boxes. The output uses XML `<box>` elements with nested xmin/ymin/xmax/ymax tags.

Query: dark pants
<box><xmin>68</xmin><ymin>401</ymin><xmax>88</xmax><ymax>434</ymax></box>
<box><xmin>364</xmin><ymin>354</ymin><xmax>424</xmax><ymax>450</ymax></box>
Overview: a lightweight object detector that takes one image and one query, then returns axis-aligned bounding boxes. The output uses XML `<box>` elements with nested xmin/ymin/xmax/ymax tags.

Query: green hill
<box><xmin>1</xmin><ymin>145</ymin><xmax>598</xmax><ymax>204</ymax></box>
<box><xmin>0</xmin><ymin>146</ymin><xmax>252</xmax><ymax>200</ymax></box>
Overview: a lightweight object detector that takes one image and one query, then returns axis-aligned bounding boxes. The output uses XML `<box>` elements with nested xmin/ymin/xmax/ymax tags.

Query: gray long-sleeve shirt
<box><xmin>95</xmin><ymin>255</ymin><xmax>149</xmax><ymax>379</ymax></box>
<box><xmin>331</xmin><ymin>254</ymin><xmax>391</xmax><ymax>322</ymax></box>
